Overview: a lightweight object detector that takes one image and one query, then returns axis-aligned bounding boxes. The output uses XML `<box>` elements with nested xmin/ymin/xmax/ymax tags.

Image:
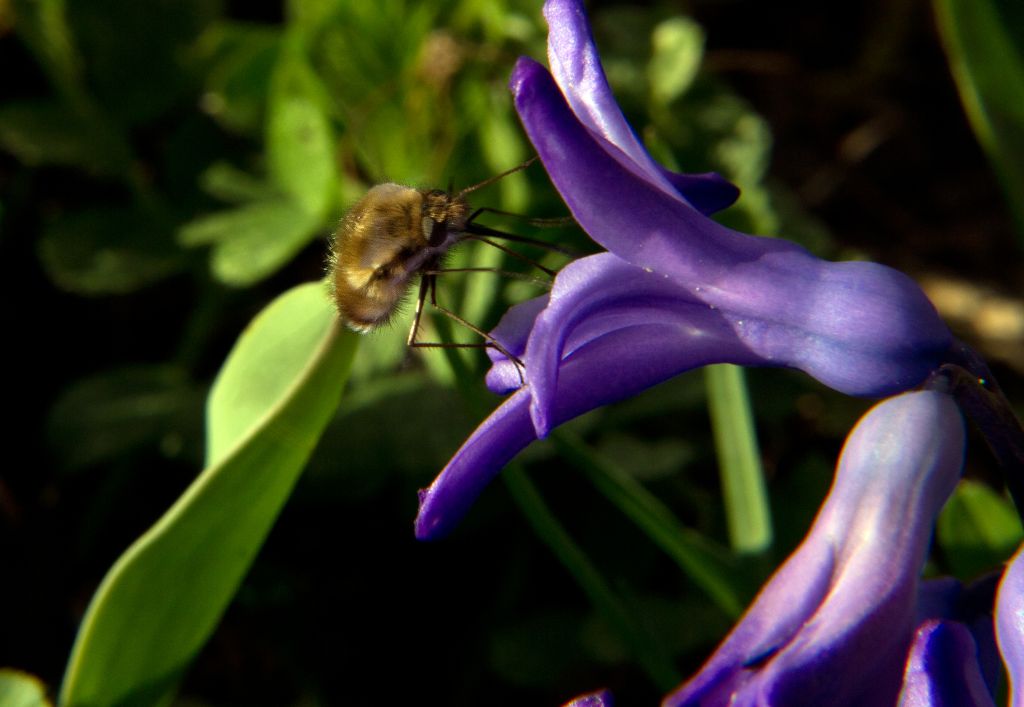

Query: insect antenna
<box><xmin>467</xmin><ymin>206</ymin><xmax>576</xmax><ymax>229</ymax></box>
<box><xmin>454</xmin><ymin>156</ymin><xmax>538</xmax><ymax>199</ymax></box>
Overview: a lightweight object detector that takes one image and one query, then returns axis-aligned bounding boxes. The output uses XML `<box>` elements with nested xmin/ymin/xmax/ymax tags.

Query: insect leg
<box><xmin>407</xmin><ymin>274</ymin><xmax>432</xmax><ymax>347</ymax></box>
<box><xmin>408</xmin><ymin>278</ymin><xmax>526</xmax><ymax>385</ymax></box>
<box><xmin>417</xmin><ymin>301</ymin><xmax>526</xmax><ymax>387</ymax></box>
<box><xmin>460</xmin><ymin>234</ymin><xmax>557</xmax><ymax>276</ymax></box>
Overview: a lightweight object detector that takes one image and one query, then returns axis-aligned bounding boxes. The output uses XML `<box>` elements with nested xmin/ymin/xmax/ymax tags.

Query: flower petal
<box><xmin>664</xmin><ymin>391</ymin><xmax>965</xmax><ymax>706</ymax></box>
<box><xmin>996</xmin><ymin>542</ymin><xmax>1024</xmax><ymax>703</ymax></box>
<box><xmin>415</xmin><ymin>387</ymin><xmax>535</xmax><ymax>540</ymax></box>
<box><xmin>484</xmin><ymin>294</ymin><xmax>549</xmax><ymax>394</ymax></box>
<box><xmin>544</xmin><ymin>0</ymin><xmax>739</xmax><ymax>214</ymax></box>
<box><xmin>563</xmin><ymin>689</ymin><xmax>614</xmax><ymax>707</ymax></box>
<box><xmin>512</xmin><ymin>57</ymin><xmax>951</xmax><ymax>397</ymax></box>
<box><xmin>544</xmin><ymin>0</ymin><xmax>680</xmax><ymax>198</ymax></box>
<box><xmin>658</xmin><ymin>169</ymin><xmax>740</xmax><ymax>215</ymax></box>
<box><xmin>897</xmin><ymin>620</ymin><xmax>995</xmax><ymax>707</ymax></box>
<box><xmin>523</xmin><ymin>253</ymin><xmax>767</xmax><ymax>436</ymax></box>
<box><xmin>419</xmin><ymin>314</ymin><xmax>761</xmax><ymax>540</ymax></box>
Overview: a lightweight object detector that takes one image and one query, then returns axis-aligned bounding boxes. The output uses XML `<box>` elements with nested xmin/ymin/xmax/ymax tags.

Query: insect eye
<box><xmin>428</xmin><ymin>219</ymin><xmax>448</xmax><ymax>247</ymax></box>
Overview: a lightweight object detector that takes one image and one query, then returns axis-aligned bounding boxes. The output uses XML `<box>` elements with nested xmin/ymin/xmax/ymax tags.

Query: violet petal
<box><xmin>664</xmin><ymin>391</ymin><xmax>966</xmax><ymax>706</ymax></box>
<box><xmin>511</xmin><ymin>57</ymin><xmax>951</xmax><ymax>398</ymax></box>
<box><xmin>418</xmin><ymin>315</ymin><xmax>769</xmax><ymax>540</ymax></box>
<box><xmin>996</xmin><ymin>542</ymin><xmax>1024</xmax><ymax>703</ymax></box>
<box><xmin>897</xmin><ymin>620</ymin><xmax>995</xmax><ymax>707</ymax></box>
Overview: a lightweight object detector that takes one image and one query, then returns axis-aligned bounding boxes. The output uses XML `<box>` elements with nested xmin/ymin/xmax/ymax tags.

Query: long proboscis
<box><xmin>462</xmin><ymin>223</ymin><xmax>582</xmax><ymax>258</ymax></box>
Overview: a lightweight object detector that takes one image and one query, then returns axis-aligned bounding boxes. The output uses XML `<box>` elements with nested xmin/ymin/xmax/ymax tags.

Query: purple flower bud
<box><xmin>897</xmin><ymin>620</ymin><xmax>995</xmax><ymax>707</ymax></box>
<box><xmin>563</xmin><ymin>689</ymin><xmax>614</xmax><ymax>707</ymax></box>
<box><xmin>996</xmin><ymin>543</ymin><xmax>1024</xmax><ymax>703</ymax></box>
<box><xmin>663</xmin><ymin>391</ymin><xmax>965</xmax><ymax>706</ymax></box>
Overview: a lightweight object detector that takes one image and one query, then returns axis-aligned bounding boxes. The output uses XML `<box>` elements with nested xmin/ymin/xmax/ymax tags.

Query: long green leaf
<box><xmin>553</xmin><ymin>431</ymin><xmax>745</xmax><ymax>618</ymax></box>
<box><xmin>60</xmin><ymin>282</ymin><xmax>357</xmax><ymax>707</ymax></box>
<box><xmin>503</xmin><ymin>466</ymin><xmax>681</xmax><ymax>692</ymax></box>
<box><xmin>934</xmin><ymin>0</ymin><xmax>1024</xmax><ymax>239</ymax></box>
<box><xmin>704</xmin><ymin>364</ymin><xmax>772</xmax><ymax>554</ymax></box>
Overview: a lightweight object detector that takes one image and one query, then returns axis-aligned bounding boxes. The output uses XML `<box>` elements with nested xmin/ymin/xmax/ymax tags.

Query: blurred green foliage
<box><xmin>0</xmin><ymin>669</ymin><xmax>52</xmax><ymax>707</ymax></box>
<box><xmin>2</xmin><ymin>0</ymin><xmax>1019</xmax><ymax>705</ymax></box>
<box><xmin>934</xmin><ymin>0</ymin><xmax>1024</xmax><ymax>242</ymax></box>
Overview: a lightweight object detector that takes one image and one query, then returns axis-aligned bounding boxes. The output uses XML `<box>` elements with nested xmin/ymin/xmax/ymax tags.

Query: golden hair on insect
<box><xmin>328</xmin><ymin>183</ymin><xmax>470</xmax><ymax>332</ymax></box>
<box><xmin>327</xmin><ymin>158</ymin><xmax>568</xmax><ymax>361</ymax></box>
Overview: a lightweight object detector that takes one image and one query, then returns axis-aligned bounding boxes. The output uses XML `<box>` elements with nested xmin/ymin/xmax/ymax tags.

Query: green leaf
<box><xmin>178</xmin><ymin>198</ymin><xmax>321</xmax><ymax>287</ymax></box>
<box><xmin>937</xmin><ymin>478</ymin><xmax>1024</xmax><ymax>580</ymax></box>
<box><xmin>553</xmin><ymin>431</ymin><xmax>746</xmax><ymax>618</ymax></box>
<box><xmin>65</xmin><ymin>0</ymin><xmax>220</xmax><ymax>126</ymax></box>
<box><xmin>704</xmin><ymin>364</ymin><xmax>772</xmax><ymax>555</ymax></box>
<box><xmin>503</xmin><ymin>466</ymin><xmax>681</xmax><ymax>692</ymax></box>
<box><xmin>934</xmin><ymin>0</ymin><xmax>1024</xmax><ymax>239</ymax></box>
<box><xmin>647</xmin><ymin>16</ymin><xmax>704</xmax><ymax>106</ymax></box>
<box><xmin>10</xmin><ymin>0</ymin><xmax>81</xmax><ymax>101</ymax></box>
<box><xmin>60</xmin><ymin>282</ymin><xmax>357</xmax><ymax>707</ymax></box>
<box><xmin>0</xmin><ymin>100</ymin><xmax>118</xmax><ymax>173</ymax></box>
<box><xmin>205</xmin><ymin>282</ymin><xmax>344</xmax><ymax>465</ymax></box>
<box><xmin>266</xmin><ymin>39</ymin><xmax>337</xmax><ymax>218</ymax></box>
<box><xmin>197</xmin><ymin>22</ymin><xmax>281</xmax><ymax>136</ymax></box>
<box><xmin>38</xmin><ymin>207</ymin><xmax>185</xmax><ymax>295</ymax></box>
<box><xmin>199</xmin><ymin>161</ymin><xmax>282</xmax><ymax>204</ymax></box>
<box><xmin>0</xmin><ymin>669</ymin><xmax>52</xmax><ymax>707</ymax></box>
<box><xmin>46</xmin><ymin>365</ymin><xmax>203</xmax><ymax>474</ymax></box>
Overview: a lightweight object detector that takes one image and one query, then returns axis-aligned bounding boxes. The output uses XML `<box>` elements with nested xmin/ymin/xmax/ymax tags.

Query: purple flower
<box><xmin>663</xmin><ymin>390</ymin><xmax>970</xmax><ymax>706</ymax></box>
<box><xmin>562</xmin><ymin>689</ymin><xmax>614</xmax><ymax>707</ymax></box>
<box><xmin>897</xmin><ymin>620</ymin><xmax>995</xmax><ymax>707</ymax></box>
<box><xmin>513</xmin><ymin>0</ymin><xmax>951</xmax><ymax>429</ymax></box>
<box><xmin>997</xmin><ymin>543</ymin><xmax>1024</xmax><ymax>702</ymax></box>
<box><xmin>414</xmin><ymin>0</ymin><xmax>951</xmax><ymax>539</ymax></box>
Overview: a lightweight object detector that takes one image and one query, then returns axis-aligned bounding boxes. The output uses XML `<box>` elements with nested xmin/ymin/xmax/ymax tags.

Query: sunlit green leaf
<box><xmin>935</xmin><ymin>0</ymin><xmax>1024</xmax><ymax>239</ymax></box>
<box><xmin>648</xmin><ymin>16</ymin><xmax>704</xmax><ymax>106</ymax></box>
<box><xmin>199</xmin><ymin>161</ymin><xmax>282</xmax><ymax>204</ymax></box>
<box><xmin>267</xmin><ymin>37</ymin><xmax>337</xmax><ymax>218</ymax></box>
<box><xmin>60</xmin><ymin>282</ymin><xmax>357</xmax><ymax>707</ymax></box>
<box><xmin>206</xmin><ymin>282</ymin><xmax>344</xmax><ymax>465</ymax></box>
<box><xmin>938</xmin><ymin>478</ymin><xmax>1024</xmax><ymax>580</ymax></box>
<box><xmin>178</xmin><ymin>198</ymin><xmax>321</xmax><ymax>287</ymax></box>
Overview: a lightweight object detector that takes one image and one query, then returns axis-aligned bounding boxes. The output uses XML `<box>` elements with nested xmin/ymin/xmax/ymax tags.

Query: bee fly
<box><xmin>327</xmin><ymin>158</ymin><xmax>570</xmax><ymax>369</ymax></box>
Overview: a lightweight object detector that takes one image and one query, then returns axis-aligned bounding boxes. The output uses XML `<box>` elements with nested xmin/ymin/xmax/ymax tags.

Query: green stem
<box><xmin>704</xmin><ymin>364</ymin><xmax>772</xmax><ymax>554</ymax></box>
